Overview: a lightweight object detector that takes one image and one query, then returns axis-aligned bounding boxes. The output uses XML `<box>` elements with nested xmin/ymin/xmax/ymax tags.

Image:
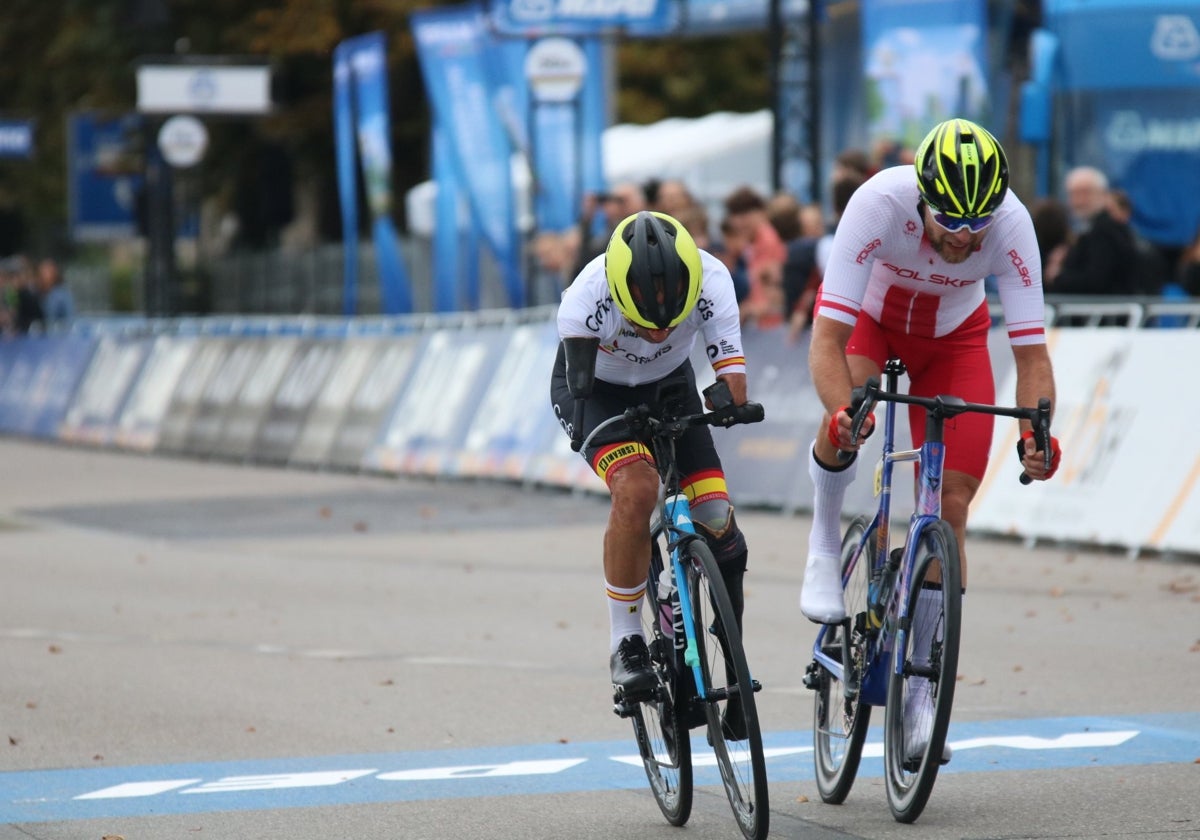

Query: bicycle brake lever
<box><xmin>1018</xmin><ymin>397</ymin><xmax>1053</xmax><ymax>485</ymax></box>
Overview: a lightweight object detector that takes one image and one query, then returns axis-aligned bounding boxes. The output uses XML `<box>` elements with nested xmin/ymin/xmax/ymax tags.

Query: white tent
<box><xmin>405</xmin><ymin>109</ymin><xmax>772</xmax><ymax>237</ymax></box>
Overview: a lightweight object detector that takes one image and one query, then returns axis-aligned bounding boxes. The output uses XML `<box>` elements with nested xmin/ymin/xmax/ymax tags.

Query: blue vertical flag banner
<box><xmin>345</xmin><ymin>31</ymin><xmax>414</xmax><ymax>315</ymax></box>
<box><xmin>432</xmin><ymin>124</ymin><xmax>462</xmax><ymax>312</ymax></box>
<box><xmin>413</xmin><ymin>4</ymin><xmax>524</xmax><ymax>309</ymax></box>
<box><xmin>579</xmin><ymin>38</ymin><xmax>608</xmax><ymax>198</ymax></box>
<box><xmin>67</xmin><ymin>113</ymin><xmax>142</xmax><ymax>242</ymax></box>
<box><xmin>332</xmin><ymin>45</ymin><xmax>360</xmax><ymax>316</ymax></box>
<box><xmin>861</xmin><ymin>0</ymin><xmax>988</xmax><ymax>148</ymax></box>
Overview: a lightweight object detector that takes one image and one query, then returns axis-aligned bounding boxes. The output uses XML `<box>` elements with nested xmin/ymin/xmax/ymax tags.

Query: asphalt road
<box><xmin>0</xmin><ymin>439</ymin><xmax>1197</xmax><ymax>840</ymax></box>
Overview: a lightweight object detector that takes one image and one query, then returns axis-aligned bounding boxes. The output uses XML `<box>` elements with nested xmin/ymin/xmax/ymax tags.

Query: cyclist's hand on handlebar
<box><xmin>827</xmin><ymin>406</ymin><xmax>875</xmax><ymax>451</ymax></box>
<box><xmin>1016</xmin><ymin>430</ymin><xmax>1062</xmax><ymax>480</ymax></box>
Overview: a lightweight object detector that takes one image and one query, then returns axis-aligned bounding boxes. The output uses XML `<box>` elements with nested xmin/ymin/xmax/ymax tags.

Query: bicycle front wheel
<box><xmin>630</xmin><ymin>540</ymin><xmax>693</xmax><ymax>826</ymax></box>
<box><xmin>883</xmin><ymin>519</ymin><xmax>962</xmax><ymax>823</ymax></box>
<box><xmin>812</xmin><ymin>514</ymin><xmax>873</xmax><ymax>804</ymax></box>
<box><xmin>685</xmin><ymin>539</ymin><xmax>769</xmax><ymax>840</ymax></box>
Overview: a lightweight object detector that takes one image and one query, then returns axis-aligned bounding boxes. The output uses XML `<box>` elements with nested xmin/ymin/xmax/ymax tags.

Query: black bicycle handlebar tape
<box><xmin>709</xmin><ymin>401</ymin><xmax>765</xmax><ymax>427</ymax></box>
<box><xmin>1018</xmin><ymin>397</ymin><xmax>1053</xmax><ymax>485</ymax></box>
<box><xmin>837</xmin><ymin>377</ymin><xmax>880</xmax><ymax>464</ymax></box>
<box><xmin>563</xmin><ymin>338</ymin><xmax>600</xmax><ymax>452</ymax></box>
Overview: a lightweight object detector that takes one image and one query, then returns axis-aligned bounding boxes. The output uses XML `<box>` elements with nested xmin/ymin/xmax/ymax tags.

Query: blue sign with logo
<box><xmin>67</xmin><ymin>112</ymin><xmax>143</xmax><ymax>241</ymax></box>
<box><xmin>1046</xmin><ymin>0</ymin><xmax>1200</xmax><ymax>90</ymax></box>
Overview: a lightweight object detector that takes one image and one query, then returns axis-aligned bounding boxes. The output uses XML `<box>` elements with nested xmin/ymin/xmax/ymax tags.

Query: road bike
<box><xmin>803</xmin><ymin>358</ymin><xmax>1051</xmax><ymax>823</ymax></box>
<box><xmin>576</xmin><ymin>374</ymin><xmax>770</xmax><ymax>840</ymax></box>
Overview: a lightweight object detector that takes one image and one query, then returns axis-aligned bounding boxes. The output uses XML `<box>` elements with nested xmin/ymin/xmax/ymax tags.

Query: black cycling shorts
<box><xmin>549</xmin><ymin>342</ymin><xmax>724</xmax><ymax>485</ymax></box>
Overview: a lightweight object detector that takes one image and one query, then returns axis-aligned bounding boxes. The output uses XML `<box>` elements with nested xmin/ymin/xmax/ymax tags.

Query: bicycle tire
<box><xmin>883</xmin><ymin>518</ymin><xmax>962</xmax><ymax>823</ymax></box>
<box><xmin>685</xmin><ymin>539</ymin><xmax>769</xmax><ymax>840</ymax></box>
<box><xmin>813</xmin><ymin>514</ymin><xmax>874</xmax><ymax>804</ymax></box>
<box><xmin>630</xmin><ymin>539</ymin><xmax>693</xmax><ymax>826</ymax></box>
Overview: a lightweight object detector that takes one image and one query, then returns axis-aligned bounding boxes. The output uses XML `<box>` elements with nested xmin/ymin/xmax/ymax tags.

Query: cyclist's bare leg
<box><xmin>939</xmin><ymin>468</ymin><xmax>978</xmax><ymax>589</ymax></box>
<box><xmin>604</xmin><ymin>458</ymin><xmax>659</xmax><ymax>589</ymax></box>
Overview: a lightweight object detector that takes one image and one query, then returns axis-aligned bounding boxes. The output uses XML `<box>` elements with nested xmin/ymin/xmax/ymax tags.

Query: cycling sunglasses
<box><xmin>930</xmin><ymin>210</ymin><xmax>994</xmax><ymax>234</ymax></box>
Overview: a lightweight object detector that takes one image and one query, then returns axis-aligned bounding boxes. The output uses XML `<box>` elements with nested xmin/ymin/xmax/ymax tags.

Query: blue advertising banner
<box><xmin>332</xmin><ymin>45</ymin><xmax>359</xmax><ymax>316</ymax></box>
<box><xmin>345</xmin><ymin>32</ymin><xmax>414</xmax><ymax>315</ymax></box>
<box><xmin>1046</xmin><ymin>0</ymin><xmax>1200</xmax><ymax>90</ymax></box>
<box><xmin>413</xmin><ymin>4</ymin><xmax>525</xmax><ymax>309</ymax></box>
<box><xmin>488</xmin><ymin>0</ymin><xmax>671</xmax><ymax>36</ymax></box>
<box><xmin>67</xmin><ymin>113</ymin><xmax>142</xmax><ymax>241</ymax></box>
<box><xmin>861</xmin><ymin>0</ymin><xmax>988</xmax><ymax>147</ymax></box>
<box><xmin>1091</xmin><ymin>94</ymin><xmax>1200</xmax><ymax>246</ymax></box>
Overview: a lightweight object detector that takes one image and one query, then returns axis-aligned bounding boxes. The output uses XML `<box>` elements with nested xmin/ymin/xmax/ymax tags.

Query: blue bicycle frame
<box><xmin>662</xmin><ymin>493</ymin><xmax>708</xmax><ymax>685</ymax></box>
<box><xmin>810</xmin><ymin>382</ymin><xmax>947</xmax><ymax>707</ymax></box>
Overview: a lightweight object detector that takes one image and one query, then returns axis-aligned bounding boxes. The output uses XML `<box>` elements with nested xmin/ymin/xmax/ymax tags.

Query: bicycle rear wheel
<box><xmin>883</xmin><ymin>519</ymin><xmax>962</xmax><ymax>823</ymax></box>
<box><xmin>630</xmin><ymin>540</ymin><xmax>693</xmax><ymax>826</ymax></box>
<box><xmin>685</xmin><ymin>539</ymin><xmax>769</xmax><ymax>840</ymax></box>
<box><xmin>812</xmin><ymin>514</ymin><xmax>873</xmax><ymax>804</ymax></box>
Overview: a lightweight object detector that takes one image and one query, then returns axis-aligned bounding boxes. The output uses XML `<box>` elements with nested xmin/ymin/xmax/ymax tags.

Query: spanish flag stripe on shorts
<box><xmin>682</xmin><ymin>469</ymin><xmax>730</xmax><ymax>507</ymax></box>
<box><xmin>592</xmin><ymin>441</ymin><xmax>653</xmax><ymax>485</ymax></box>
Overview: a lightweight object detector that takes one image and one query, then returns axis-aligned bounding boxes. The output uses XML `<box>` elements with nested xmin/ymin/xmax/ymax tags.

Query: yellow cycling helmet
<box><xmin>604</xmin><ymin>210</ymin><xmax>703</xmax><ymax>330</ymax></box>
<box><xmin>914</xmin><ymin>118</ymin><xmax>1009</xmax><ymax>218</ymax></box>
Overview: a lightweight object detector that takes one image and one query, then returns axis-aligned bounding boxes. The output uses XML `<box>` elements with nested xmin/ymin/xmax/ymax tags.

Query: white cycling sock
<box><xmin>808</xmin><ymin>443</ymin><xmax>858</xmax><ymax>560</ymax></box>
<box><xmin>607</xmin><ymin>581</ymin><xmax>646</xmax><ymax>650</ymax></box>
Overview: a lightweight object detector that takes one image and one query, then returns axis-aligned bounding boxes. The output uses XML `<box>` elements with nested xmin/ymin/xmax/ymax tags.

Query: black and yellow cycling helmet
<box><xmin>604</xmin><ymin>210</ymin><xmax>703</xmax><ymax>330</ymax></box>
<box><xmin>914</xmin><ymin>118</ymin><xmax>1009</xmax><ymax>219</ymax></box>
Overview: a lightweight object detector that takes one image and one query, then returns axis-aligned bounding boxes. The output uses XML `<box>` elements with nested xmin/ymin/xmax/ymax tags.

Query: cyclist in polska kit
<box><xmin>801</xmin><ymin>120</ymin><xmax>1063</xmax><ymax>760</ymax></box>
<box><xmin>551</xmin><ymin>210</ymin><xmax>753</xmax><ymax>713</ymax></box>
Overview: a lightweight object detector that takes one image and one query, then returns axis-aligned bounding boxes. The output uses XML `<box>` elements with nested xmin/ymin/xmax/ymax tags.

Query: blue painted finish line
<box><xmin>2</xmin><ymin>714</ymin><xmax>1197</xmax><ymax>823</ymax></box>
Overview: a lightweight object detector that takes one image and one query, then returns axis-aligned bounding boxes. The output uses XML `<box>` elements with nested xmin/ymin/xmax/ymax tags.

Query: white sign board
<box><xmin>137</xmin><ymin>65</ymin><xmax>271</xmax><ymax>114</ymax></box>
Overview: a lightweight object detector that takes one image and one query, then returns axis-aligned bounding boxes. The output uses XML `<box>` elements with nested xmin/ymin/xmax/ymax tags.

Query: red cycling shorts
<box><xmin>845</xmin><ymin>301</ymin><xmax>994</xmax><ymax>480</ymax></box>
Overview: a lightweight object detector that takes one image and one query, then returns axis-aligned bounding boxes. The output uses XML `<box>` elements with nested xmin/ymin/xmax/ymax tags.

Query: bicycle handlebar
<box><xmin>841</xmin><ymin>377</ymin><xmax>1053</xmax><ymax>484</ymax></box>
<box><xmin>575</xmin><ymin>391</ymin><xmax>765</xmax><ymax>454</ymax></box>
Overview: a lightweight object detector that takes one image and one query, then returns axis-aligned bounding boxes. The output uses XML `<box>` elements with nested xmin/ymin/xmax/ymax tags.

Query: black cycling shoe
<box><xmin>610</xmin><ymin>635</ymin><xmax>658</xmax><ymax>697</ymax></box>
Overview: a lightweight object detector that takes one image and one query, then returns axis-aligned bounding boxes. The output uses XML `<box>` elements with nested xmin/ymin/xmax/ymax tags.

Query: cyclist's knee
<box><xmin>607</xmin><ymin>460</ymin><xmax>659</xmax><ymax>521</ymax></box>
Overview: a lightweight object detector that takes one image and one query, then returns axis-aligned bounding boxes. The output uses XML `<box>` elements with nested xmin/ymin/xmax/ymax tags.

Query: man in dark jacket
<box><xmin>1045</xmin><ymin>166</ymin><xmax>1137</xmax><ymax>296</ymax></box>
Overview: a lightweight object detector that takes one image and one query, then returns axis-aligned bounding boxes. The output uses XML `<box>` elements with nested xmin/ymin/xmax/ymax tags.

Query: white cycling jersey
<box><xmin>557</xmin><ymin>250</ymin><xmax>747</xmax><ymax>387</ymax></box>
<box><xmin>817</xmin><ymin>166</ymin><xmax>1046</xmax><ymax>346</ymax></box>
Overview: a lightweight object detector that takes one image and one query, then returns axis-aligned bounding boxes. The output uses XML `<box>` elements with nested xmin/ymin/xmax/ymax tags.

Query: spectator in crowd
<box><xmin>1177</xmin><ymin>223</ymin><xmax>1200</xmax><ymax>297</ymax></box>
<box><xmin>780</xmin><ymin>202</ymin><xmax>827</xmax><ymax>341</ymax></box>
<box><xmin>573</xmin><ymin>182</ymin><xmax>647</xmax><ymax>278</ymax></box>
<box><xmin>2</xmin><ymin>255</ymin><xmax>44</xmax><ymax>335</ymax></box>
<box><xmin>649</xmin><ymin>178</ymin><xmax>695</xmax><ymax>217</ymax></box>
<box><xmin>1029</xmin><ymin>196</ymin><xmax>1073</xmax><ymax>282</ymax></box>
<box><xmin>37</xmin><ymin>257</ymin><xmax>75</xmax><ymax>330</ymax></box>
<box><xmin>1044</xmin><ymin>166</ymin><xmax>1138</xmax><ymax>296</ymax></box>
<box><xmin>674</xmin><ymin>202</ymin><xmax>712</xmax><ymax>251</ymax></box>
<box><xmin>724</xmin><ymin>185</ymin><xmax>786</xmax><ymax>329</ymax></box>
<box><xmin>1107</xmin><ymin>188</ymin><xmax>1170</xmax><ymax>294</ymax></box>
<box><xmin>767</xmin><ymin>191</ymin><xmax>804</xmax><ymax>244</ymax></box>
<box><xmin>815</xmin><ymin>172</ymin><xmax>866</xmax><ymax>277</ymax></box>
<box><xmin>832</xmin><ymin>148</ymin><xmax>872</xmax><ymax>182</ymax></box>
<box><xmin>713</xmin><ymin>215</ymin><xmax>751</xmax><ymax>304</ymax></box>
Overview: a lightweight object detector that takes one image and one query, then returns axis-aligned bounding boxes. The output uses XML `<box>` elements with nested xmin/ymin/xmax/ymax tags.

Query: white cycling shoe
<box><xmin>903</xmin><ymin>685</ymin><xmax>953</xmax><ymax>766</ymax></box>
<box><xmin>800</xmin><ymin>554</ymin><xmax>847</xmax><ymax>624</ymax></box>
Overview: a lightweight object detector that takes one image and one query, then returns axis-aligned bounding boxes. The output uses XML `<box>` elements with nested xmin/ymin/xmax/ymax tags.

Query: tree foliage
<box><xmin>0</xmin><ymin>0</ymin><xmax>769</xmax><ymax>252</ymax></box>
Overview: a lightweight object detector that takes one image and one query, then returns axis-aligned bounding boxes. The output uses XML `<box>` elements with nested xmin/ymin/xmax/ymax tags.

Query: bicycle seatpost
<box><xmin>563</xmin><ymin>337</ymin><xmax>600</xmax><ymax>452</ymax></box>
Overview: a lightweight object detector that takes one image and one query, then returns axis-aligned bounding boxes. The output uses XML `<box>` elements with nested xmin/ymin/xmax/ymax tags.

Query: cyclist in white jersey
<box><xmin>800</xmin><ymin>119</ymin><xmax>1063</xmax><ymax>759</ymax></box>
<box><xmin>552</xmin><ymin>210</ymin><xmax>753</xmax><ymax>709</ymax></box>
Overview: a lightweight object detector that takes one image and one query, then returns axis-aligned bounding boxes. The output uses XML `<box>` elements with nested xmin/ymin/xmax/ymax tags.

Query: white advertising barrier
<box><xmin>970</xmin><ymin>328</ymin><xmax>1200</xmax><ymax>555</ymax></box>
<box><xmin>59</xmin><ymin>336</ymin><xmax>152</xmax><ymax>445</ymax></box>
<box><xmin>113</xmin><ymin>336</ymin><xmax>199</xmax><ymax>452</ymax></box>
